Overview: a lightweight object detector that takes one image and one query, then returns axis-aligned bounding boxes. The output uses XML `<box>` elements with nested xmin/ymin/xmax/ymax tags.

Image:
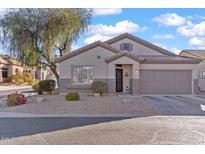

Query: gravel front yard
<box><xmin>0</xmin><ymin>94</ymin><xmax>160</xmax><ymax>115</ymax></box>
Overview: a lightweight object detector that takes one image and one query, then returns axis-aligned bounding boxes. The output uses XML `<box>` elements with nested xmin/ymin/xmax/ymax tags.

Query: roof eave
<box><xmin>55</xmin><ymin>41</ymin><xmax>121</xmax><ymax>63</ymax></box>
<box><xmin>142</xmin><ymin>60</ymin><xmax>202</xmax><ymax>64</ymax></box>
<box><xmin>105</xmin><ymin>52</ymin><xmax>144</xmax><ymax>63</ymax></box>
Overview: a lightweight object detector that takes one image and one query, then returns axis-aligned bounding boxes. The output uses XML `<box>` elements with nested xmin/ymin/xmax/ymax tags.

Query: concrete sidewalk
<box><xmin>0</xmin><ymin>111</ymin><xmax>140</xmax><ymax>118</ymax></box>
<box><xmin>0</xmin><ymin>85</ymin><xmax>32</xmax><ymax>91</ymax></box>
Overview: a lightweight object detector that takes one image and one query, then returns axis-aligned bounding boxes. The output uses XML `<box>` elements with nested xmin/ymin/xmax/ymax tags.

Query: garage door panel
<box><xmin>140</xmin><ymin>70</ymin><xmax>192</xmax><ymax>94</ymax></box>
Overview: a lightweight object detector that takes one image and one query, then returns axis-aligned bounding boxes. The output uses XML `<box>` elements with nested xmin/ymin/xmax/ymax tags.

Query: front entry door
<box><xmin>116</xmin><ymin>69</ymin><xmax>123</xmax><ymax>92</ymax></box>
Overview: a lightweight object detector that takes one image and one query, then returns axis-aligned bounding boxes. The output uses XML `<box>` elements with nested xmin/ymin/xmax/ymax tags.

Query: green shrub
<box><xmin>32</xmin><ymin>80</ymin><xmax>43</xmax><ymax>95</ymax></box>
<box><xmin>7</xmin><ymin>95</ymin><xmax>17</xmax><ymax>106</ymax></box>
<box><xmin>22</xmin><ymin>72</ymin><xmax>34</xmax><ymax>85</ymax></box>
<box><xmin>91</xmin><ymin>81</ymin><xmax>107</xmax><ymax>96</ymax></box>
<box><xmin>32</xmin><ymin>80</ymin><xmax>39</xmax><ymax>91</ymax></box>
<box><xmin>12</xmin><ymin>72</ymin><xmax>34</xmax><ymax>85</ymax></box>
<box><xmin>38</xmin><ymin>79</ymin><xmax>56</xmax><ymax>94</ymax></box>
<box><xmin>65</xmin><ymin>92</ymin><xmax>80</xmax><ymax>101</ymax></box>
<box><xmin>12</xmin><ymin>73</ymin><xmax>23</xmax><ymax>85</ymax></box>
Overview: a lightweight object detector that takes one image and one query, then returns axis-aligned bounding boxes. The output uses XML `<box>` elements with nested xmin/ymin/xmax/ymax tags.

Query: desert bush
<box><xmin>12</xmin><ymin>72</ymin><xmax>35</xmax><ymax>85</ymax></box>
<box><xmin>7</xmin><ymin>95</ymin><xmax>17</xmax><ymax>106</ymax></box>
<box><xmin>38</xmin><ymin>79</ymin><xmax>56</xmax><ymax>94</ymax></box>
<box><xmin>32</xmin><ymin>80</ymin><xmax>40</xmax><ymax>93</ymax></box>
<box><xmin>22</xmin><ymin>72</ymin><xmax>34</xmax><ymax>85</ymax></box>
<box><xmin>7</xmin><ymin>93</ymin><xmax>27</xmax><ymax>106</ymax></box>
<box><xmin>91</xmin><ymin>81</ymin><xmax>107</xmax><ymax>96</ymax></box>
<box><xmin>64</xmin><ymin>91</ymin><xmax>80</xmax><ymax>101</ymax></box>
<box><xmin>12</xmin><ymin>73</ymin><xmax>23</xmax><ymax>85</ymax></box>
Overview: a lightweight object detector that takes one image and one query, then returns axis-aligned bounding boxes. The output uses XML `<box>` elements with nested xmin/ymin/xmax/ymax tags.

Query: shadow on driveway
<box><xmin>0</xmin><ymin>117</ymin><xmax>133</xmax><ymax>138</ymax></box>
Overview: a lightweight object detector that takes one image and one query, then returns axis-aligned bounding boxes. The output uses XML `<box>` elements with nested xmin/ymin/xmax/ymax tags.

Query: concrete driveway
<box><xmin>143</xmin><ymin>95</ymin><xmax>205</xmax><ymax>116</ymax></box>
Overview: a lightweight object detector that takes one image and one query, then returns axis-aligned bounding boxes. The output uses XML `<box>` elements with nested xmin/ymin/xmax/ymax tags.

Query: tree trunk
<box><xmin>50</xmin><ymin>64</ymin><xmax>59</xmax><ymax>87</ymax></box>
<box><xmin>43</xmin><ymin>63</ymin><xmax>59</xmax><ymax>88</ymax></box>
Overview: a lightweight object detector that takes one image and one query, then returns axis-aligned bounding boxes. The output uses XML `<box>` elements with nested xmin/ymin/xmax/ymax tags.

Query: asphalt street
<box><xmin>0</xmin><ymin>116</ymin><xmax>205</xmax><ymax>144</ymax></box>
<box><xmin>0</xmin><ymin>117</ymin><xmax>128</xmax><ymax>138</ymax></box>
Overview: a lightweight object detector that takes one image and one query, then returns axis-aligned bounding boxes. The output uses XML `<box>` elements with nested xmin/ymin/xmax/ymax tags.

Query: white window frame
<box><xmin>71</xmin><ymin>65</ymin><xmax>94</xmax><ymax>85</ymax></box>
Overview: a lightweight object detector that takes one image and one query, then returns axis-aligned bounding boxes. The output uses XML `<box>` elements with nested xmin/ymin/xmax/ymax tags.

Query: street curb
<box><xmin>0</xmin><ymin>86</ymin><xmax>32</xmax><ymax>91</ymax></box>
<box><xmin>0</xmin><ymin>112</ymin><xmax>144</xmax><ymax>118</ymax></box>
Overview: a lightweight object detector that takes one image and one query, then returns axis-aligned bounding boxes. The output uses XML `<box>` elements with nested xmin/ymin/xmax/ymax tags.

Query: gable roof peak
<box><xmin>105</xmin><ymin>51</ymin><xmax>144</xmax><ymax>63</ymax></box>
<box><xmin>104</xmin><ymin>33</ymin><xmax>176</xmax><ymax>56</ymax></box>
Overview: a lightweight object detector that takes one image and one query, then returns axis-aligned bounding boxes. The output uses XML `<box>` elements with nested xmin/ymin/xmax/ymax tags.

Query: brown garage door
<box><xmin>140</xmin><ymin>70</ymin><xmax>192</xmax><ymax>94</ymax></box>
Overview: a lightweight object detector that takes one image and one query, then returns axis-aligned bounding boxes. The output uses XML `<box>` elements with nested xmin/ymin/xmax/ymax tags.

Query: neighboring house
<box><xmin>23</xmin><ymin>65</ymin><xmax>35</xmax><ymax>78</ymax></box>
<box><xmin>0</xmin><ymin>55</ymin><xmax>23</xmax><ymax>82</ymax></box>
<box><xmin>0</xmin><ymin>54</ymin><xmax>55</xmax><ymax>83</ymax></box>
<box><xmin>180</xmin><ymin>50</ymin><xmax>205</xmax><ymax>92</ymax></box>
<box><xmin>34</xmin><ymin>66</ymin><xmax>56</xmax><ymax>81</ymax></box>
<box><xmin>56</xmin><ymin>33</ymin><xmax>201</xmax><ymax>94</ymax></box>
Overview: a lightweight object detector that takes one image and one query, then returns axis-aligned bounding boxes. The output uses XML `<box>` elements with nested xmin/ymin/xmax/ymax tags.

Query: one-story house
<box><xmin>0</xmin><ymin>54</ymin><xmax>53</xmax><ymax>82</ymax></box>
<box><xmin>180</xmin><ymin>50</ymin><xmax>205</xmax><ymax>92</ymax></box>
<box><xmin>56</xmin><ymin>33</ymin><xmax>201</xmax><ymax>94</ymax></box>
<box><xmin>0</xmin><ymin>54</ymin><xmax>23</xmax><ymax>82</ymax></box>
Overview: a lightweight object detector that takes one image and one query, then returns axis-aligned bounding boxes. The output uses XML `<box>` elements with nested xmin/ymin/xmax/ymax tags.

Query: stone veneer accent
<box><xmin>59</xmin><ymin>78</ymin><xmax>108</xmax><ymax>93</ymax></box>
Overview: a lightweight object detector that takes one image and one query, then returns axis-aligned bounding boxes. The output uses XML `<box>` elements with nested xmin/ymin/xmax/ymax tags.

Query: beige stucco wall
<box><xmin>109</xmin><ymin>38</ymin><xmax>164</xmax><ymax>56</ymax></box>
<box><xmin>59</xmin><ymin>46</ymin><xmax>116</xmax><ymax>80</ymax></box>
<box><xmin>197</xmin><ymin>61</ymin><xmax>205</xmax><ymax>78</ymax></box>
<box><xmin>0</xmin><ymin>64</ymin><xmax>23</xmax><ymax>82</ymax></box>
<box><xmin>122</xmin><ymin>64</ymin><xmax>132</xmax><ymax>92</ymax></box>
<box><xmin>195</xmin><ymin>61</ymin><xmax>205</xmax><ymax>91</ymax></box>
<box><xmin>10</xmin><ymin>65</ymin><xmax>23</xmax><ymax>76</ymax></box>
<box><xmin>180</xmin><ymin>52</ymin><xmax>205</xmax><ymax>92</ymax></box>
<box><xmin>140</xmin><ymin>64</ymin><xmax>198</xmax><ymax>94</ymax></box>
